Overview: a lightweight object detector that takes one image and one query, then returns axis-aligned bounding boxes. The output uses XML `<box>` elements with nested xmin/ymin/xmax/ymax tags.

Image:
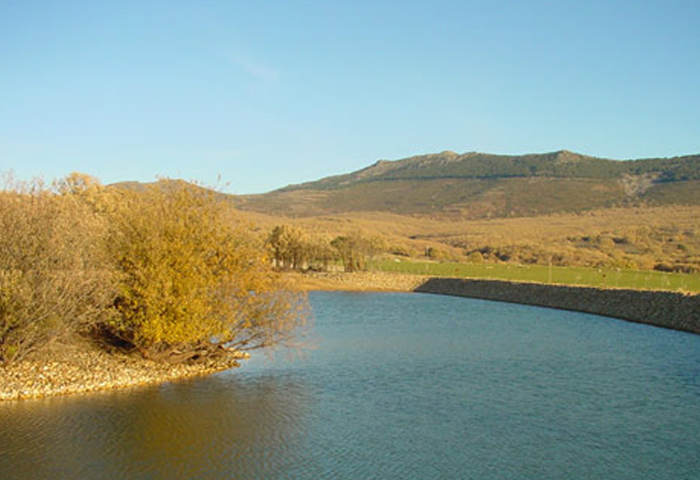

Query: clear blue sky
<box><xmin>1</xmin><ymin>1</ymin><xmax>699</xmax><ymax>194</ymax></box>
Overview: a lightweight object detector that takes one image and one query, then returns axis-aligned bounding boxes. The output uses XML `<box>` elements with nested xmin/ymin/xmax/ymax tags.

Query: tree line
<box><xmin>267</xmin><ymin>225</ymin><xmax>386</xmax><ymax>273</ymax></box>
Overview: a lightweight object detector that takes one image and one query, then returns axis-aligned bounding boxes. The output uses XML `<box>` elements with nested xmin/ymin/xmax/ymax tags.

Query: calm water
<box><xmin>1</xmin><ymin>292</ymin><xmax>700</xmax><ymax>479</ymax></box>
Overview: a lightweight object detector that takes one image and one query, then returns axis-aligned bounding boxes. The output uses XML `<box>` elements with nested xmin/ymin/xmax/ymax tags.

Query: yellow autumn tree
<box><xmin>268</xmin><ymin>225</ymin><xmax>308</xmax><ymax>271</ymax></box>
<box><xmin>0</xmin><ymin>174</ymin><xmax>115</xmax><ymax>363</ymax></box>
<box><xmin>106</xmin><ymin>181</ymin><xmax>308</xmax><ymax>362</ymax></box>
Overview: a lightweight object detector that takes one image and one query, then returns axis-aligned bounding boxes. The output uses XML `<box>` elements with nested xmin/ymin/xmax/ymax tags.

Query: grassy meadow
<box><xmin>372</xmin><ymin>259</ymin><xmax>700</xmax><ymax>293</ymax></box>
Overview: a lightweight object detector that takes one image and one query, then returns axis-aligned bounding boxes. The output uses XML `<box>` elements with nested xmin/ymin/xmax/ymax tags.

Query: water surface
<box><xmin>1</xmin><ymin>292</ymin><xmax>699</xmax><ymax>479</ymax></box>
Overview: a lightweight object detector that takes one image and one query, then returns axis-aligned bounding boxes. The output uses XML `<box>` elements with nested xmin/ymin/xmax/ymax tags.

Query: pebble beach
<box><xmin>0</xmin><ymin>347</ymin><xmax>248</xmax><ymax>401</ymax></box>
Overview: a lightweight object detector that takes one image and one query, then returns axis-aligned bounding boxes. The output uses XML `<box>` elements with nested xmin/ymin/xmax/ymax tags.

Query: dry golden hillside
<box><xmin>242</xmin><ymin>205</ymin><xmax>700</xmax><ymax>272</ymax></box>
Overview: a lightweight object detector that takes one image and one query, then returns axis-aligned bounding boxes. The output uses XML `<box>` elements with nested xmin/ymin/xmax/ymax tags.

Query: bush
<box><xmin>389</xmin><ymin>244</ymin><xmax>411</xmax><ymax>257</ymax></box>
<box><xmin>0</xmin><ymin>176</ymin><xmax>115</xmax><ymax>363</ymax></box>
<box><xmin>468</xmin><ymin>251</ymin><xmax>484</xmax><ymax>264</ymax></box>
<box><xmin>0</xmin><ymin>175</ymin><xmax>308</xmax><ymax>365</ymax></box>
<box><xmin>106</xmin><ymin>181</ymin><xmax>307</xmax><ymax>361</ymax></box>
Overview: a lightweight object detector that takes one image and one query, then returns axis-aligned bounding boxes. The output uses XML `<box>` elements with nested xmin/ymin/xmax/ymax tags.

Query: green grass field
<box><xmin>372</xmin><ymin>260</ymin><xmax>700</xmax><ymax>293</ymax></box>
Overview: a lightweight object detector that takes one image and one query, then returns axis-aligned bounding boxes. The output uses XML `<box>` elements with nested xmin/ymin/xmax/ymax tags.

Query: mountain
<box><xmin>238</xmin><ymin>150</ymin><xmax>700</xmax><ymax>219</ymax></box>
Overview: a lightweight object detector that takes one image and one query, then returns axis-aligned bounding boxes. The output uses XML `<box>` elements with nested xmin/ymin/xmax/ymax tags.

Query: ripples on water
<box><xmin>1</xmin><ymin>292</ymin><xmax>699</xmax><ymax>479</ymax></box>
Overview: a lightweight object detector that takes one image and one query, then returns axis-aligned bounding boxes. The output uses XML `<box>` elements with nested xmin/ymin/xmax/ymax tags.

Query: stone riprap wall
<box><xmin>414</xmin><ymin>278</ymin><xmax>700</xmax><ymax>334</ymax></box>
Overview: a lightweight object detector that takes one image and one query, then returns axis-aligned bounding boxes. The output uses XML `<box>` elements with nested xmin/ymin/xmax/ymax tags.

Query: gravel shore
<box><xmin>0</xmin><ymin>347</ymin><xmax>248</xmax><ymax>401</ymax></box>
<box><xmin>289</xmin><ymin>271</ymin><xmax>428</xmax><ymax>292</ymax></box>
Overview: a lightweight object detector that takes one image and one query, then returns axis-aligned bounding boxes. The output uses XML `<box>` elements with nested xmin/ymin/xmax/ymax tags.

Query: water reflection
<box><xmin>0</xmin><ymin>373</ymin><xmax>315</xmax><ymax>480</ymax></box>
<box><xmin>1</xmin><ymin>292</ymin><xmax>700</xmax><ymax>480</ymax></box>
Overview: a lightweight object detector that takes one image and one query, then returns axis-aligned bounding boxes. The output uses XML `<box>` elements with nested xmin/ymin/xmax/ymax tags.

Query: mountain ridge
<box><xmin>238</xmin><ymin>150</ymin><xmax>700</xmax><ymax>219</ymax></box>
<box><xmin>276</xmin><ymin>150</ymin><xmax>700</xmax><ymax>192</ymax></box>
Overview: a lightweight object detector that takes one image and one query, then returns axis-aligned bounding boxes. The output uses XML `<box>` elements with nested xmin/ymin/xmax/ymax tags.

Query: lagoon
<box><xmin>1</xmin><ymin>292</ymin><xmax>699</xmax><ymax>479</ymax></box>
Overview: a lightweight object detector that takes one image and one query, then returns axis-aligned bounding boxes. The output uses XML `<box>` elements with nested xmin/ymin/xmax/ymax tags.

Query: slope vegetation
<box><xmin>239</xmin><ymin>150</ymin><xmax>700</xmax><ymax>218</ymax></box>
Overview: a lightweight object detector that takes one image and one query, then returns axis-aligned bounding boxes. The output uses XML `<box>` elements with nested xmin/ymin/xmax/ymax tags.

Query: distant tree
<box><xmin>304</xmin><ymin>236</ymin><xmax>336</xmax><ymax>271</ymax></box>
<box><xmin>331</xmin><ymin>235</ymin><xmax>363</xmax><ymax>272</ymax></box>
<box><xmin>331</xmin><ymin>231</ymin><xmax>385</xmax><ymax>272</ymax></box>
<box><xmin>268</xmin><ymin>225</ymin><xmax>307</xmax><ymax>271</ymax></box>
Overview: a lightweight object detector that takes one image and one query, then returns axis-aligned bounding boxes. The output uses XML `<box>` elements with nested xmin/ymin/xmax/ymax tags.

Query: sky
<box><xmin>1</xmin><ymin>0</ymin><xmax>699</xmax><ymax>194</ymax></box>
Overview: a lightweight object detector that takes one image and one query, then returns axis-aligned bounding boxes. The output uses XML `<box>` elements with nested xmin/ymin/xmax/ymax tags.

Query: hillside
<box><xmin>238</xmin><ymin>150</ymin><xmax>700</xmax><ymax>218</ymax></box>
<box><xmin>107</xmin><ymin>166</ymin><xmax>700</xmax><ymax>275</ymax></box>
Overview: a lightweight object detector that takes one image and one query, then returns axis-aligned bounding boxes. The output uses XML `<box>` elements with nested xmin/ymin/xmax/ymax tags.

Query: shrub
<box><xmin>468</xmin><ymin>251</ymin><xmax>484</xmax><ymax>264</ymax></box>
<box><xmin>0</xmin><ymin>176</ymin><xmax>114</xmax><ymax>363</ymax></box>
<box><xmin>1</xmin><ymin>175</ymin><xmax>308</xmax><ymax>365</ymax></box>
<box><xmin>599</xmin><ymin>237</ymin><xmax>616</xmax><ymax>251</ymax></box>
<box><xmin>389</xmin><ymin>244</ymin><xmax>411</xmax><ymax>257</ymax></box>
<box><xmin>106</xmin><ymin>181</ymin><xmax>307</xmax><ymax>361</ymax></box>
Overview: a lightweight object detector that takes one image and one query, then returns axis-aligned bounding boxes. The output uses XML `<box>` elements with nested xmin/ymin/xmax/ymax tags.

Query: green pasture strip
<box><xmin>371</xmin><ymin>260</ymin><xmax>700</xmax><ymax>293</ymax></box>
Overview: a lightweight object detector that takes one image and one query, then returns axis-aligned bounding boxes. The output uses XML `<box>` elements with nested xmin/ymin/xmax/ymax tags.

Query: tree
<box><xmin>268</xmin><ymin>225</ymin><xmax>307</xmax><ymax>271</ymax></box>
<box><xmin>106</xmin><ymin>182</ymin><xmax>308</xmax><ymax>362</ymax></box>
<box><xmin>304</xmin><ymin>235</ymin><xmax>336</xmax><ymax>271</ymax></box>
<box><xmin>0</xmin><ymin>176</ymin><xmax>308</xmax><ymax>365</ymax></box>
<box><xmin>268</xmin><ymin>226</ymin><xmax>337</xmax><ymax>272</ymax></box>
<box><xmin>331</xmin><ymin>231</ymin><xmax>385</xmax><ymax>272</ymax></box>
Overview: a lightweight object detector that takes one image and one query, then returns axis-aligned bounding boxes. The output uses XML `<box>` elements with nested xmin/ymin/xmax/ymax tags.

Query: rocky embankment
<box><xmin>299</xmin><ymin>272</ymin><xmax>700</xmax><ymax>334</ymax></box>
<box><xmin>415</xmin><ymin>277</ymin><xmax>700</xmax><ymax>334</ymax></box>
<box><xmin>1</xmin><ymin>348</ymin><xmax>248</xmax><ymax>401</ymax></box>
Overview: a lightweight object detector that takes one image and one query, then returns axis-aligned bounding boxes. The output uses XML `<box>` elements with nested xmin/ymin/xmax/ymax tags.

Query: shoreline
<box><xmin>4</xmin><ymin>271</ymin><xmax>697</xmax><ymax>402</ymax></box>
<box><xmin>0</xmin><ymin>347</ymin><xmax>248</xmax><ymax>402</ymax></box>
